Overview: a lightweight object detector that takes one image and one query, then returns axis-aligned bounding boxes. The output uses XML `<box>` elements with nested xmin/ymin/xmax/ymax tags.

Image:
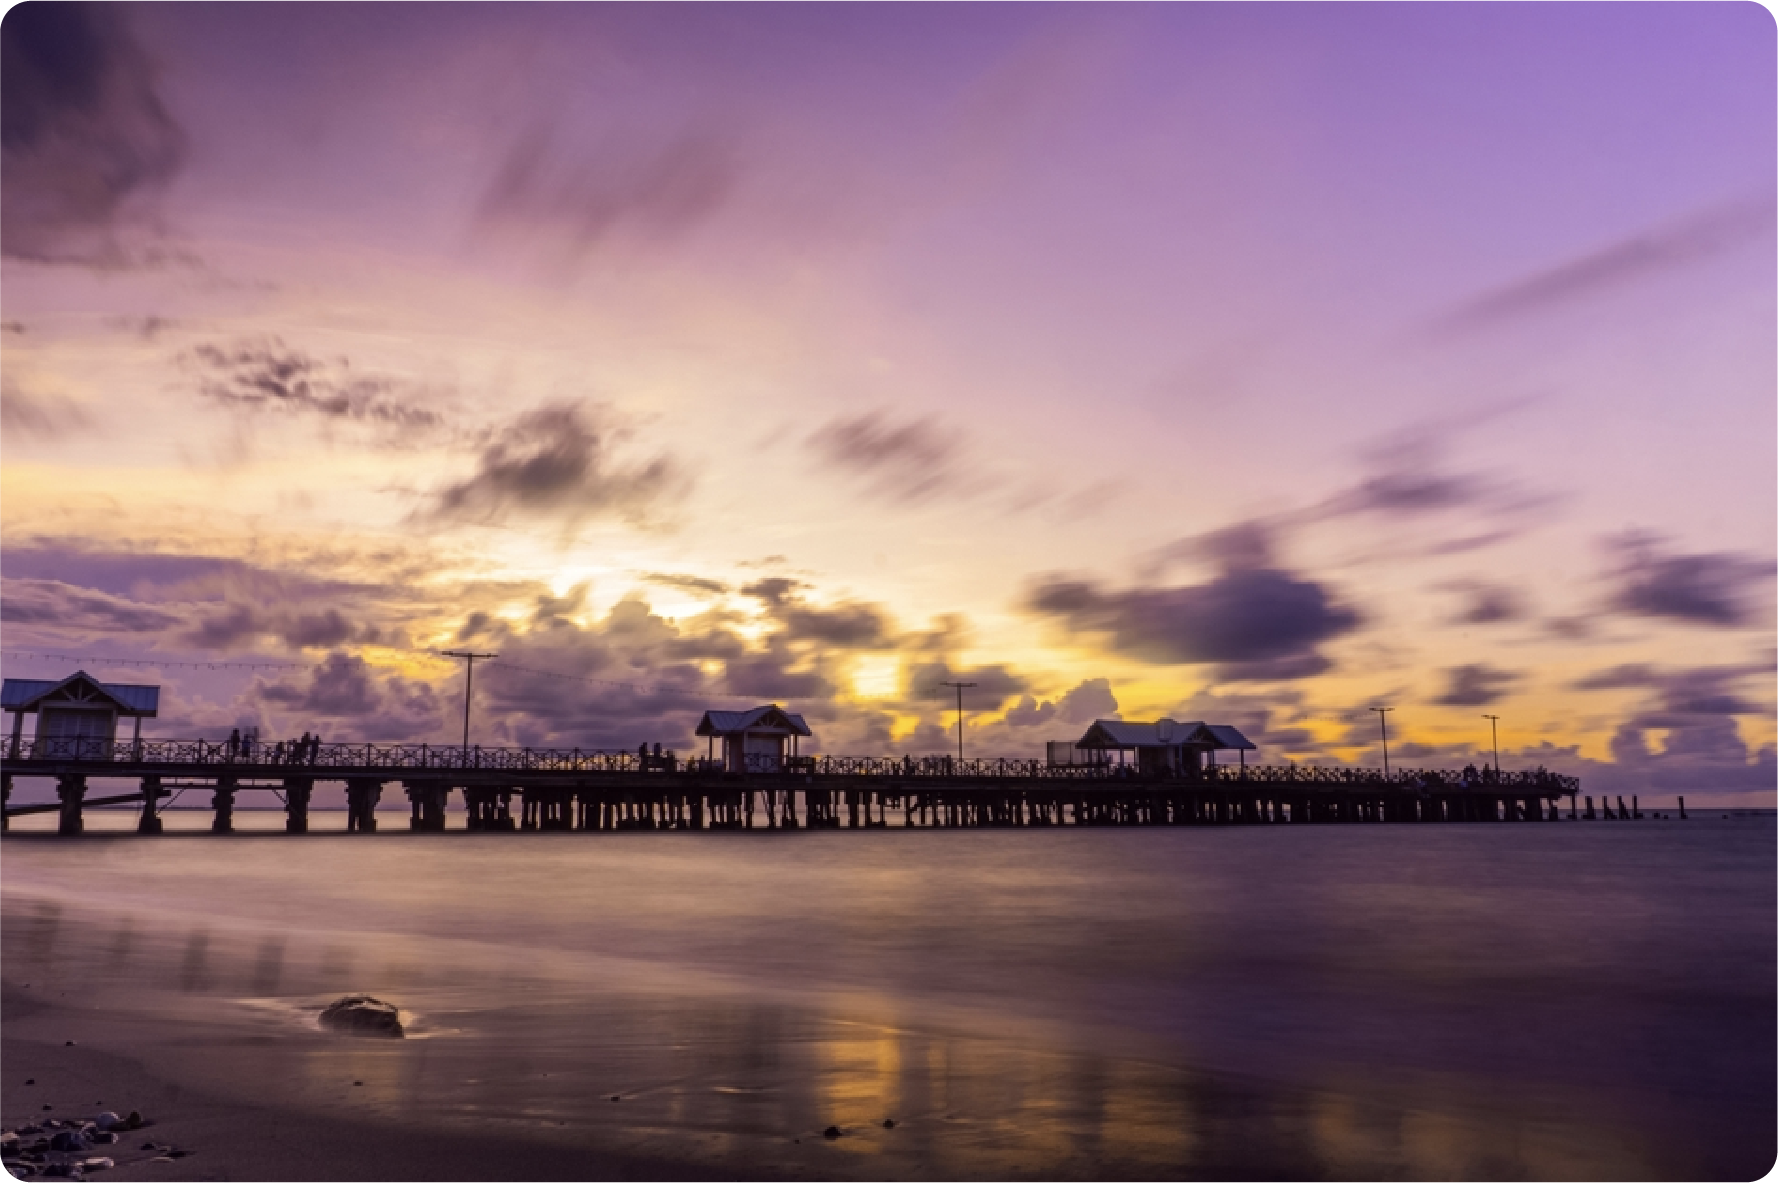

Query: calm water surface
<box><xmin>4</xmin><ymin>817</ymin><xmax>1773</xmax><ymax>1179</ymax></box>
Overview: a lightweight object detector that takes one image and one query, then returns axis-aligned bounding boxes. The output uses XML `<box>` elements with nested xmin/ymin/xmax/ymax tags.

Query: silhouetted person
<box><xmin>228</xmin><ymin>728</ymin><xmax>241</xmax><ymax>760</ymax></box>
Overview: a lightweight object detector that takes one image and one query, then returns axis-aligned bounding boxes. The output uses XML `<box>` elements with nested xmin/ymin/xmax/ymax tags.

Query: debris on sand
<box><xmin>319</xmin><ymin>996</ymin><xmax>404</xmax><ymax>1038</ymax></box>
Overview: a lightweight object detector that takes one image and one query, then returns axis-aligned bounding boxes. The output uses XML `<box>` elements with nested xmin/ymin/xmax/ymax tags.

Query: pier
<box><xmin>0</xmin><ymin>737</ymin><xmax>1580</xmax><ymax>835</ymax></box>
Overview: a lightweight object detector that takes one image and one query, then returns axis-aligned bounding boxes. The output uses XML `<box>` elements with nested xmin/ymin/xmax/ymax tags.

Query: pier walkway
<box><xmin>1</xmin><ymin>736</ymin><xmax>1584</xmax><ymax>835</ymax></box>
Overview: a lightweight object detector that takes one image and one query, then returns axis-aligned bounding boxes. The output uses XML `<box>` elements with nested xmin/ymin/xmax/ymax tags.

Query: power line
<box><xmin>1</xmin><ymin>648</ymin><xmax>759</xmax><ymax>703</ymax></box>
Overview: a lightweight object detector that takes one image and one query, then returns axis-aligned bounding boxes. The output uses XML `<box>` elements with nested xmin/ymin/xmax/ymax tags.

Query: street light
<box><xmin>1370</xmin><ymin>706</ymin><xmax>1394</xmax><ymax>776</ymax></box>
<box><xmin>941</xmin><ymin>680</ymin><xmax>976</xmax><ymax>762</ymax></box>
<box><xmin>1483</xmin><ymin>714</ymin><xmax>1500</xmax><ymax>775</ymax></box>
<box><xmin>441</xmin><ymin>650</ymin><xmax>497</xmax><ymax>755</ymax></box>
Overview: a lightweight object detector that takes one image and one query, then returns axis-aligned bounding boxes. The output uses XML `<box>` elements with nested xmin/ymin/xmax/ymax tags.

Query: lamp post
<box><xmin>441</xmin><ymin>650</ymin><xmax>497</xmax><ymax>757</ymax></box>
<box><xmin>1483</xmin><ymin>714</ymin><xmax>1500</xmax><ymax>775</ymax></box>
<box><xmin>1370</xmin><ymin>706</ymin><xmax>1394</xmax><ymax>776</ymax></box>
<box><xmin>941</xmin><ymin>680</ymin><xmax>976</xmax><ymax>762</ymax></box>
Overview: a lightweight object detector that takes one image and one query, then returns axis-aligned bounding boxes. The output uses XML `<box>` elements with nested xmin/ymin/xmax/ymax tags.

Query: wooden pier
<box><xmin>0</xmin><ymin>737</ymin><xmax>1581</xmax><ymax>835</ymax></box>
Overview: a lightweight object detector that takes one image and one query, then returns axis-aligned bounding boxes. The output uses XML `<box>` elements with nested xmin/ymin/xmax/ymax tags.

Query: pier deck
<box><xmin>0</xmin><ymin>737</ymin><xmax>1585</xmax><ymax>835</ymax></box>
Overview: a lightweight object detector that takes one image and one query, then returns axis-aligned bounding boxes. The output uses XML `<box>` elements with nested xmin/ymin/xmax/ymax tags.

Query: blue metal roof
<box><xmin>1</xmin><ymin>670</ymin><xmax>160</xmax><ymax>716</ymax></box>
<box><xmin>1075</xmin><ymin>718</ymin><xmax>1255</xmax><ymax>750</ymax></box>
<box><xmin>695</xmin><ymin>705</ymin><xmax>812</xmax><ymax>737</ymax></box>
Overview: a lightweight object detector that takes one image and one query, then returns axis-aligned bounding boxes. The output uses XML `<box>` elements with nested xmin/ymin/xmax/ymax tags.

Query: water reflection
<box><xmin>4</xmin><ymin>819</ymin><xmax>1772</xmax><ymax>1180</ymax></box>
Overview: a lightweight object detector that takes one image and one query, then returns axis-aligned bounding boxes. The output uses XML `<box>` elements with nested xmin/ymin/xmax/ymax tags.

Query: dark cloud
<box><xmin>1056</xmin><ymin>677</ymin><xmax>1117</xmax><ymax>724</ymax></box>
<box><xmin>1002</xmin><ymin>694</ymin><xmax>1056</xmax><ymax>729</ymax></box>
<box><xmin>1428</xmin><ymin>198</ymin><xmax>1775</xmax><ymax>335</ymax></box>
<box><xmin>1025</xmin><ymin>567</ymin><xmax>1359</xmax><ymax>674</ymax></box>
<box><xmin>189</xmin><ymin>340</ymin><xmax>444</xmax><ymax>431</ymax></box>
<box><xmin>1</xmin><ymin>2</ymin><xmax>185</xmax><ymax>262</ymax></box>
<box><xmin>1571</xmin><ymin>663</ymin><xmax>1660</xmax><ymax>691</ymax></box>
<box><xmin>182</xmin><ymin>602</ymin><xmax>378</xmax><ymax>652</ymax></box>
<box><xmin>254</xmin><ymin>653</ymin><xmax>442</xmax><ymax>741</ymax></box>
<box><xmin>1443</xmin><ymin>580</ymin><xmax>1527</xmax><ymax>626</ymax></box>
<box><xmin>1605</xmin><ymin>532</ymin><xmax>1775</xmax><ymax>628</ymax></box>
<box><xmin>0</xmin><ymin>379</ymin><xmax>91</xmax><ymax>437</ymax></box>
<box><xmin>740</xmin><ymin>577</ymin><xmax>807</xmax><ymax>607</ymax></box>
<box><xmin>806</xmin><ymin>411</ymin><xmax>966</xmax><ymax>504</ymax></box>
<box><xmin>998</xmin><ymin>677</ymin><xmax>1115</xmax><ymax>731</ymax></box>
<box><xmin>780</xmin><ymin>601</ymin><xmax>891</xmax><ymax>649</ymax></box>
<box><xmin>1216</xmin><ymin>652</ymin><xmax>1333</xmax><ymax>683</ymax></box>
<box><xmin>0</xmin><ymin>577</ymin><xmax>180</xmax><ymax>632</ymax></box>
<box><xmin>426</xmin><ymin>403</ymin><xmax>686</xmax><ymax>529</ymax></box>
<box><xmin>642</xmin><ymin>572</ymin><xmax>729</xmax><ymax>597</ymax></box>
<box><xmin>906</xmin><ymin>661</ymin><xmax>1028</xmax><ymax>710</ymax></box>
<box><xmin>1433</xmin><ymin>663</ymin><xmax>1519</xmax><ymax>707</ymax></box>
<box><xmin>475</xmin><ymin>125</ymin><xmax>736</xmax><ymax>262</ymax></box>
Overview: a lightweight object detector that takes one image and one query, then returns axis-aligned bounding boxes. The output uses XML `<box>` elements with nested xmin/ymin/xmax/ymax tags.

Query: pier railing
<box><xmin>0</xmin><ymin>737</ymin><xmax>1579</xmax><ymax>793</ymax></box>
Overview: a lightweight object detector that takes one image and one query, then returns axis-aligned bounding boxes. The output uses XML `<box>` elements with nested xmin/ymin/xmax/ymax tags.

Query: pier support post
<box><xmin>404</xmin><ymin>783</ymin><xmax>448</xmax><ymax>831</ymax></box>
<box><xmin>56</xmin><ymin>774</ymin><xmax>87</xmax><ymax>836</ymax></box>
<box><xmin>1678</xmin><ymin>795</ymin><xmax>1687</xmax><ymax>820</ymax></box>
<box><xmin>137</xmin><ymin>775</ymin><xmax>163</xmax><ymax>834</ymax></box>
<box><xmin>211</xmin><ymin>777</ymin><xmax>237</xmax><ymax>834</ymax></box>
<box><xmin>345</xmin><ymin>779</ymin><xmax>382</xmax><ymax>832</ymax></box>
<box><xmin>1</xmin><ymin>772</ymin><xmax>10</xmax><ymax>833</ymax></box>
<box><xmin>285</xmin><ymin>778</ymin><xmax>313</xmax><ymax>833</ymax></box>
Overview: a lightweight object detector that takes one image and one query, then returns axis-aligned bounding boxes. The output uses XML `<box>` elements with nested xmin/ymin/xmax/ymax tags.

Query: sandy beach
<box><xmin>3</xmin><ymin>982</ymin><xmax>738</xmax><ymax>1183</ymax></box>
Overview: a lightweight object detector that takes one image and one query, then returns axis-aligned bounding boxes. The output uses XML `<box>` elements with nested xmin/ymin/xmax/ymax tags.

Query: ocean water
<box><xmin>3</xmin><ymin>816</ymin><xmax>1773</xmax><ymax>1180</ymax></box>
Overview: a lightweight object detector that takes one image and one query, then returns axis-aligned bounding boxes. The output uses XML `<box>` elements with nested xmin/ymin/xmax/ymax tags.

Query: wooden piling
<box><xmin>56</xmin><ymin>774</ymin><xmax>86</xmax><ymax>836</ymax></box>
<box><xmin>211</xmin><ymin>777</ymin><xmax>237</xmax><ymax>834</ymax></box>
<box><xmin>138</xmin><ymin>774</ymin><xmax>163</xmax><ymax>834</ymax></box>
<box><xmin>285</xmin><ymin>778</ymin><xmax>313</xmax><ymax>833</ymax></box>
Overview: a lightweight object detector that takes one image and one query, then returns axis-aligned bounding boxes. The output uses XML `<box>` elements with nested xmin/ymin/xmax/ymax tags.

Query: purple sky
<box><xmin>2</xmin><ymin>2</ymin><xmax>1773</xmax><ymax>802</ymax></box>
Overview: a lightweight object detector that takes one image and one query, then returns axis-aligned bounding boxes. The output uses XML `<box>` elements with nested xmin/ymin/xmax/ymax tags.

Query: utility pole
<box><xmin>1370</xmin><ymin>705</ymin><xmax>1394</xmax><ymax>776</ymax></box>
<box><xmin>441</xmin><ymin>650</ymin><xmax>497</xmax><ymax>754</ymax></box>
<box><xmin>941</xmin><ymin>681</ymin><xmax>976</xmax><ymax>762</ymax></box>
<box><xmin>1483</xmin><ymin>714</ymin><xmax>1500</xmax><ymax>775</ymax></box>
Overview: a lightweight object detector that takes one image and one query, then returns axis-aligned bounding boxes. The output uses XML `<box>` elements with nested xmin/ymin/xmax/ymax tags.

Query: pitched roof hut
<box><xmin>1</xmin><ymin>669</ymin><xmax>161</xmax><ymax>756</ymax></box>
<box><xmin>694</xmin><ymin>704</ymin><xmax>813</xmax><ymax>772</ymax></box>
<box><xmin>1073</xmin><ymin>717</ymin><xmax>1256</xmax><ymax>776</ymax></box>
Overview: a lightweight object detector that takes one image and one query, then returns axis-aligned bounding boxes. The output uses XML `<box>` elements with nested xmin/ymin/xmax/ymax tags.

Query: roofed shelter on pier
<box><xmin>1072</xmin><ymin>718</ymin><xmax>1257</xmax><ymax>777</ymax></box>
<box><xmin>695</xmin><ymin>705</ymin><xmax>813</xmax><ymax>772</ymax></box>
<box><xmin>2</xmin><ymin>670</ymin><xmax>161</xmax><ymax>758</ymax></box>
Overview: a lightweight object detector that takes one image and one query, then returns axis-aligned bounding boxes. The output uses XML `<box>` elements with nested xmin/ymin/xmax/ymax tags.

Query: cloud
<box><xmin>1000</xmin><ymin>677</ymin><xmax>1117</xmax><ymax>731</ymax></box>
<box><xmin>1025</xmin><ymin>567</ymin><xmax>1360</xmax><ymax>676</ymax></box>
<box><xmin>779</xmin><ymin>601</ymin><xmax>891</xmax><ymax>648</ymax></box>
<box><xmin>0</xmin><ymin>577</ymin><xmax>181</xmax><ymax>633</ymax></box>
<box><xmin>189</xmin><ymin>340</ymin><xmax>445</xmax><ymax>432</ymax></box>
<box><xmin>1433</xmin><ymin>663</ymin><xmax>1519</xmax><ymax>707</ymax></box>
<box><xmin>182</xmin><ymin>602</ymin><xmax>378</xmax><ymax>652</ymax></box>
<box><xmin>806</xmin><ymin>411</ymin><xmax>967</xmax><ymax>504</ymax></box>
<box><xmin>474</xmin><ymin>125</ymin><xmax>737</xmax><ymax>263</ymax></box>
<box><xmin>1427</xmin><ymin>198</ymin><xmax>1775</xmax><ymax>334</ymax></box>
<box><xmin>425</xmin><ymin>402</ymin><xmax>687</xmax><ymax>530</ymax></box>
<box><xmin>1604</xmin><ymin>532</ymin><xmax>1776</xmax><ymax>628</ymax></box>
<box><xmin>1442</xmin><ymin>580</ymin><xmax>1527</xmax><ymax>626</ymax></box>
<box><xmin>1</xmin><ymin>2</ymin><xmax>186</xmax><ymax>262</ymax></box>
<box><xmin>0</xmin><ymin>379</ymin><xmax>92</xmax><ymax>437</ymax></box>
<box><xmin>641</xmin><ymin>572</ymin><xmax>729</xmax><ymax>597</ymax></box>
<box><xmin>1001</xmin><ymin>694</ymin><xmax>1055</xmax><ymax>728</ymax></box>
<box><xmin>254</xmin><ymin>652</ymin><xmax>443</xmax><ymax>741</ymax></box>
<box><xmin>905</xmin><ymin>661</ymin><xmax>1028</xmax><ymax>710</ymax></box>
<box><xmin>1056</xmin><ymin>677</ymin><xmax>1117</xmax><ymax>724</ymax></box>
<box><xmin>1579</xmin><ymin>662</ymin><xmax>1773</xmax><ymax>725</ymax></box>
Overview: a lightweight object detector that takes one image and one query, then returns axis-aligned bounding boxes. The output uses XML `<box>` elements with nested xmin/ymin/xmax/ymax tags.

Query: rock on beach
<box><xmin>318</xmin><ymin>996</ymin><xmax>404</xmax><ymax>1038</ymax></box>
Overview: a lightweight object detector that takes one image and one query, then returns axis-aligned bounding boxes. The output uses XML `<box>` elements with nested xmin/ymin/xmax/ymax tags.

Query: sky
<box><xmin>1</xmin><ymin>2</ymin><xmax>1773</xmax><ymax>803</ymax></box>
